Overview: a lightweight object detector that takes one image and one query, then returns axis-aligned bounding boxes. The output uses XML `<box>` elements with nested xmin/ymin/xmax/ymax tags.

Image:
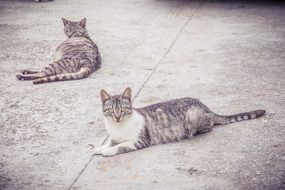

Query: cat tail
<box><xmin>213</xmin><ymin>109</ymin><xmax>265</xmax><ymax>125</ymax></box>
<box><xmin>33</xmin><ymin>67</ymin><xmax>91</xmax><ymax>84</ymax></box>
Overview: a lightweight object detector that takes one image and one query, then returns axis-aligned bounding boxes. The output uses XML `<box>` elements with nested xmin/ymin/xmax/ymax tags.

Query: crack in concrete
<box><xmin>132</xmin><ymin>2</ymin><xmax>204</xmax><ymax>102</ymax></box>
<box><xmin>67</xmin><ymin>153</ymin><xmax>96</xmax><ymax>190</ymax></box>
<box><xmin>66</xmin><ymin>3</ymin><xmax>205</xmax><ymax>190</ymax></box>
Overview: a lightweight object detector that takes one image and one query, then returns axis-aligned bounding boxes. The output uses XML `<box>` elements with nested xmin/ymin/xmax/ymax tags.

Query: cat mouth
<box><xmin>114</xmin><ymin>117</ymin><xmax>123</xmax><ymax>122</ymax></box>
<box><xmin>114</xmin><ymin>115</ymin><xmax>122</xmax><ymax>122</ymax></box>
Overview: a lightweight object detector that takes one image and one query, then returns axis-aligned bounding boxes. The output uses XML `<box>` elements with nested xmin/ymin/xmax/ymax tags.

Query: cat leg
<box><xmin>33</xmin><ymin>67</ymin><xmax>91</xmax><ymax>84</ymax></box>
<box><xmin>197</xmin><ymin>124</ymin><xmax>213</xmax><ymax>134</ymax></box>
<box><xmin>94</xmin><ymin>137</ymin><xmax>114</xmax><ymax>155</ymax></box>
<box><xmin>16</xmin><ymin>73</ymin><xmax>45</xmax><ymax>81</ymax></box>
<box><xmin>197</xmin><ymin>114</ymin><xmax>214</xmax><ymax>134</ymax></box>
<box><xmin>21</xmin><ymin>69</ymin><xmax>41</xmax><ymax>75</ymax></box>
<box><xmin>184</xmin><ymin>108</ymin><xmax>215</xmax><ymax>137</ymax></box>
<box><xmin>101</xmin><ymin>141</ymin><xmax>138</xmax><ymax>157</ymax></box>
<box><xmin>183</xmin><ymin>108</ymin><xmax>201</xmax><ymax>138</ymax></box>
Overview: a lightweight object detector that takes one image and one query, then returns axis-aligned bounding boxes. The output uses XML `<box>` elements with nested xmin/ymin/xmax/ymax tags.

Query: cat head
<box><xmin>62</xmin><ymin>18</ymin><xmax>88</xmax><ymax>38</ymax></box>
<box><xmin>100</xmin><ymin>87</ymin><xmax>133</xmax><ymax>122</ymax></box>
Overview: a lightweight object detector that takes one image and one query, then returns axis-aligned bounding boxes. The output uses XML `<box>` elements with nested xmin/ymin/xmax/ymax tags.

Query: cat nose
<box><xmin>115</xmin><ymin>116</ymin><xmax>120</xmax><ymax>122</ymax></box>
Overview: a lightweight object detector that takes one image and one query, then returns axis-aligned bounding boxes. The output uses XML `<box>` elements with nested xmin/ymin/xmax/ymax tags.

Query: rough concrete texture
<box><xmin>0</xmin><ymin>0</ymin><xmax>284</xmax><ymax>189</ymax></box>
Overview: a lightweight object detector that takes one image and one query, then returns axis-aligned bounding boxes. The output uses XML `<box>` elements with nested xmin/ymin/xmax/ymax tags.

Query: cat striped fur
<box><xmin>94</xmin><ymin>87</ymin><xmax>265</xmax><ymax>157</ymax></box>
<box><xmin>16</xmin><ymin>18</ymin><xmax>101</xmax><ymax>84</ymax></box>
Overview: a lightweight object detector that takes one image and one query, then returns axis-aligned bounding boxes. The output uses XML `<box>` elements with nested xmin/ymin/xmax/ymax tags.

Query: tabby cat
<box><xmin>16</xmin><ymin>18</ymin><xmax>101</xmax><ymax>84</ymax></box>
<box><xmin>94</xmin><ymin>87</ymin><xmax>265</xmax><ymax>157</ymax></box>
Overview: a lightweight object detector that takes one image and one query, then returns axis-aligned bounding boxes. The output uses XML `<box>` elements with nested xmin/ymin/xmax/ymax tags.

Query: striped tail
<box><xmin>213</xmin><ymin>109</ymin><xmax>266</xmax><ymax>125</ymax></box>
<box><xmin>33</xmin><ymin>67</ymin><xmax>91</xmax><ymax>84</ymax></box>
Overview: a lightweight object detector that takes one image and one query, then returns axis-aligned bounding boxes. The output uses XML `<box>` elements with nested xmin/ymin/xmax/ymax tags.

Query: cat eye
<box><xmin>121</xmin><ymin>107</ymin><xmax>127</xmax><ymax>112</ymax></box>
<box><xmin>107</xmin><ymin>108</ymin><xmax>114</xmax><ymax>113</ymax></box>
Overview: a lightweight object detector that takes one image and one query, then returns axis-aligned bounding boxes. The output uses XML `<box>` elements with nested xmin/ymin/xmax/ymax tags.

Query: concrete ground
<box><xmin>0</xmin><ymin>0</ymin><xmax>285</xmax><ymax>189</ymax></box>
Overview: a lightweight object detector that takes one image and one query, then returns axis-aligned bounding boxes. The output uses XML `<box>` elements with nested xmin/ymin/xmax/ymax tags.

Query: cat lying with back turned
<box><xmin>94</xmin><ymin>87</ymin><xmax>265</xmax><ymax>157</ymax></box>
<box><xmin>17</xmin><ymin>18</ymin><xmax>101</xmax><ymax>84</ymax></box>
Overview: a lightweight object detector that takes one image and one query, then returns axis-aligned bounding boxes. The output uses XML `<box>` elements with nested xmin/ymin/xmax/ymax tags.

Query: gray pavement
<box><xmin>0</xmin><ymin>0</ymin><xmax>285</xmax><ymax>190</ymax></box>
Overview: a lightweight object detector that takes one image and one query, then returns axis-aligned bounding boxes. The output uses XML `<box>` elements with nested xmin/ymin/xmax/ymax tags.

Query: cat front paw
<box><xmin>101</xmin><ymin>148</ymin><xmax>117</xmax><ymax>157</ymax></box>
<box><xmin>94</xmin><ymin>147</ymin><xmax>106</xmax><ymax>155</ymax></box>
<box><xmin>16</xmin><ymin>75</ymin><xmax>24</xmax><ymax>81</ymax></box>
<box><xmin>21</xmin><ymin>70</ymin><xmax>28</xmax><ymax>75</ymax></box>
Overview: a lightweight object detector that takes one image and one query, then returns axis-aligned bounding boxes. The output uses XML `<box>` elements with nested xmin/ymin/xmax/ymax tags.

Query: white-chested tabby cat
<box><xmin>94</xmin><ymin>87</ymin><xmax>266</xmax><ymax>157</ymax></box>
<box><xmin>16</xmin><ymin>18</ymin><xmax>101</xmax><ymax>84</ymax></box>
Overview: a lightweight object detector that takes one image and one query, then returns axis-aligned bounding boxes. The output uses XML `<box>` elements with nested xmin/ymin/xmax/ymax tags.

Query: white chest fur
<box><xmin>104</xmin><ymin>110</ymin><xmax>145</xmax><ymax>143</ymax></box>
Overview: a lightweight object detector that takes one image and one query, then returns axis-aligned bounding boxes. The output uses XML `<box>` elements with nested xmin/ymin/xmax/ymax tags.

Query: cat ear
<box><xmin>62</xmin><ymin>18</ymin><xmax>69</xmax><ymax>26</ymax></box>
<box><xmin>122</xmin><ymin>87</ymin><xmax>132</xmax><ymax>102</ymax></box>
<box><xmin>78</xmin><ymin>18</ymin><xmax>86</xmax><ymax>28</ymax></box>
<box><xmin>100</xmin><ymin>89</ymin><xmax>111</xmax><ymax>104</ymax></box>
